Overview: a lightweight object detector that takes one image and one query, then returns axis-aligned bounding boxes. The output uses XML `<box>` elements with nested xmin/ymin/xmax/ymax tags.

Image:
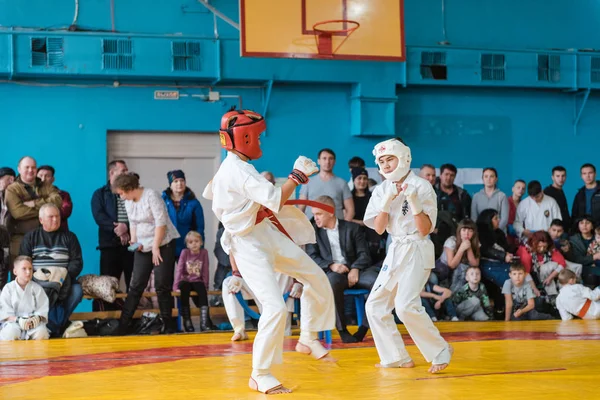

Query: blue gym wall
<box><xmin>1</xmin><ymin>1</ymin><xmax>600</xmax><ymax>300</ymax></box>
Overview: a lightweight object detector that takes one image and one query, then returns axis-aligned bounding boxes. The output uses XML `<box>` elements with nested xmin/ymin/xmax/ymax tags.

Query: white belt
<box><xmin>390</xmin><ymin>233</ymin><xmax>425</xmax><ymax>246</ymax></box>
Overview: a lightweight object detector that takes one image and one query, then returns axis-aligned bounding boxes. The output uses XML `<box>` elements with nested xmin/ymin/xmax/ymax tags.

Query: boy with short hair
<box><xmin>452</xmin><ymin>266</ymin><xmax>493</xmax><ymax>321</ymax></box>
<box><xmin>0</xmin><ymin>255</ymin><xmax>49</xmax><ymax>340</ymax></box>
<box><xmin>556</xmin><ymin>269</ymin><xmax>600</xmax><ymax>321</ymax></box>
<box><xmin>502</xmin><ymin>264</ymin><xmax>553</xmax><ymax>321</ymax></box>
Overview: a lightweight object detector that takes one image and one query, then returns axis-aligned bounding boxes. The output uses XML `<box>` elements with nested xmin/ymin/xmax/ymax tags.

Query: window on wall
<box><xmin>172</xmin><ymin>41</ymin><xmax>202</xmax><ymax>72</ymax></box>
<box><xmin>591</xmin><ymin>57</ymin><xmax>600</xmax><ymax>83</ymax></box>
<box><xmin>537</xmin><ymin>54</ymin><xmax>560</xmax><ymax>83</ymax></box>
<box><xmin>420</xmin><ymin>51</ymin><xmax>447</xmax><ymax>80</ymax></box>
<box><xmin>102</xmin><ymin>39</ymin><xmax>134</xmax><ymax>70</ymax></box>
<box><xmin>30</xmin><ymin>37</ymin><xmax>64</xmax><ymax>67</ymax></box>
<box><xmin>481</xmin><ymin>54</ymin><xmax>505</xmax><ymax>81</ymax></box>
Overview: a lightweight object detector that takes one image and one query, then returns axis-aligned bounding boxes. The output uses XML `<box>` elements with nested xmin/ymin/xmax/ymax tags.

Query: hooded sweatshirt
<box><xmin>471</xmin><ymin>188</ymin><xmax>509</xmax><ymax>231</ymax></box>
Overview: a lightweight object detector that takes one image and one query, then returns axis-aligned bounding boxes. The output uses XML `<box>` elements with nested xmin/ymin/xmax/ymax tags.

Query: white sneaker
<box><xmin>431</xmin><ymin>317</ymin><xmax>438</xmax><ymax>322</ymax></box>
<box><xmin>451</xmin><ymin>317</ymin><xmax>459</xmax><ymax>322</ymax></box>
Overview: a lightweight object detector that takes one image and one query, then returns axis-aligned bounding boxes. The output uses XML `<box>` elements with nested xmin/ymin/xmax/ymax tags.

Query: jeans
<box><xmin>421</xmin><ymin>297</ymin><xmax>457</xmax><ymax>319</ymax></box>
<box><xmin>480</xmin><ymin>261</ymin><xmax>510</xmax><ymax>287</ymax></box>
<box><xmin>47</xmin><ymin>283</ymin><xmax>84</xmax><ymax>334</ymax></box>
<box><xmin>120</xmin><ymin>240</ymin><xmax>176</xmax><ymax>325</ymax></box>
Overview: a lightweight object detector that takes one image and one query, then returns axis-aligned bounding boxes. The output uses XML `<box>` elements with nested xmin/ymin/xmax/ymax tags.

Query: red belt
<box><xmin>255</xmin><ymin>200</ymin><xmax>335</xmax><ymax>241</ymax></box>
<box><xmin>578</xmin><ymin>298</ymin><xmax>592</xmax><ymax>319</ymax></box>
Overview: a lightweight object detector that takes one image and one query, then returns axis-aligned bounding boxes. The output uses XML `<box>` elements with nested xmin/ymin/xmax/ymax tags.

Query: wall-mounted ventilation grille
<box><xmin>591</xmin><ymin>57</ymin><xmax>600</xmax><ymax>83</ymax></box>
<box><xmin>537</xmin><ymin>54</ymin><xmax>560</xmax><ymax>83</ymax></box>
<box><xmin>420</xmin><ymin>51</ymin><xmax>447</xmax><ymax>80</ymax></box>
<box><xmin>102</xmin><ymin>39</ymin><xmax>133</xmax><ymax>70</ymax></box>
<box><xmin>172</xmin><ymin>41</ymin><xmax>201</xmax><ymax>72</ymax></box>
<box><xmin>31</xmin><ymin>37</ymin><xmax>64</xmax><ymax>67</ymax></box>
<box><xmin>481</xmin><ymin>54</ymin><xmax>505</xmax><ymax>81</ymax></box>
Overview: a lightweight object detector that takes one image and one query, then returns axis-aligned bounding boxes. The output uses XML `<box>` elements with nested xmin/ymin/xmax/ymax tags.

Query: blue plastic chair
<box><xmin>344</xmin><ymin>288</ymin><xmax>370</xmax><ymax>327</ymax></box>
<box><xmin>235</xmin><ymin>291</ymin><xmax>290</xmax><ymax>320</ymax></box>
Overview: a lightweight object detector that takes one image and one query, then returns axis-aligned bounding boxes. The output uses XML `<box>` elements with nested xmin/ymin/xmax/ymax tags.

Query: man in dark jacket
<box><xmin>305</xmin><ymin>196</ymin><xmax>378</xmax><ymax>343</ymax></box>
<box><xmin>572</xmin><ymin>163</ymin><xmax>600</xmax><ymax>228</ymax></box>
<box><xmin>434</xmin><ymin>163</ymin><xmax>472</xmax><ymax>223</ymax></box>
<box><xmin>91</xmin><ymin>160</ymin><xmax>133</xmax><ymax>295</ymax></box>
<box><xmin>20</xmin><ymin>204</ymin><xmax>83</xmax><ymax>336</ymax></box>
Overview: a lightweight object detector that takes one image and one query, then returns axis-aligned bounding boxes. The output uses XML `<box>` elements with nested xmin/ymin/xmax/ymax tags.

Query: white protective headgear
<box><xmin>373</xmin><ymin>139</ymin><xmax>412</xmax><ymax>182</ymax></box>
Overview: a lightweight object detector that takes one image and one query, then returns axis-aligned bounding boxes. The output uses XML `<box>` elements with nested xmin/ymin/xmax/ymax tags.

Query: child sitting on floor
<box><xmin>502</xmin><ymin>263</ymin><xmax>553</xmax><ymax>321</ymax></box>
<box><xmin>452</xmin><ymin>266</ymin><xmax>493</xmax><ymax>321</ymax></box>
<box><xmin>556</xmin><ymin>269</ymin><xmax>600</xmax><ymax>321</ymax></box>
<box><xmin>420</xmin><ymin>281</ymin><xmax>458</xmax><ymax>322</ymax></box>
<box><xmin>173</xmin><ymin>231</ymin><xmax>212</xmax><ymax>332</ymax></box>
<box><xmin>0</xmin><ymin>256</ymin><xmax>50</xmax><ymax>341</ymax></box>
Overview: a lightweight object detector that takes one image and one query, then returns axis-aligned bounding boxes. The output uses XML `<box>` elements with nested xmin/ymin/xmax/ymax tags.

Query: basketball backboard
<box><xmin>240</xmin><ymin>0</ymin><xmax>405</xmax><ymax>61</ymax></box>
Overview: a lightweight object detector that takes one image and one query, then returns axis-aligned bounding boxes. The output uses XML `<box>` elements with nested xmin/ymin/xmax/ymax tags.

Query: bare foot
<box><xmin>295</xmin><ymin>342</ymin><xmax>337</xmax><ymax>362</ymax></box>
<box><xmin>231</xmin><ymin>331</ymin><xmax>248</xmax><ymax>341</ymax></box>
<box><xmin>428</xmin><ymin>363</ymin><xmax>449</xmax><ymax>374</ymax></box>
<box><xmin>375</xmin><ymin>361</ymin><xmax>415</xmax><ymax>368</ymax></box>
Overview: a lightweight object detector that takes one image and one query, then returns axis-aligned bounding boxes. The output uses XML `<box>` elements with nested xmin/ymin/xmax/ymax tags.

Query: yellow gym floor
<box><xmin>0</xmin><ymin>320</ymin><xmax>597</xmax><ymax>399</ymax></box>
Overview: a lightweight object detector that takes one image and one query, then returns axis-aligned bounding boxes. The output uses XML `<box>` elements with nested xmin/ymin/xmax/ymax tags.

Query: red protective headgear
<box><xmin>219</xmin><ymin>108</ymin><xmax>266</xmax><ymax>160</ymax></box>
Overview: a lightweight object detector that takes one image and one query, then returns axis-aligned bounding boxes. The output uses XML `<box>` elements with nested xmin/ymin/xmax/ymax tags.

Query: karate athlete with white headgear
<box><xmin>364</xmin><ymin>137</ymin><xmax>453</xmax><ymax>374</ymax></box>
<box><xmin>203</xmin><ymin>108</ymin><xmax>336</xmax><ymax>395</ymax></box>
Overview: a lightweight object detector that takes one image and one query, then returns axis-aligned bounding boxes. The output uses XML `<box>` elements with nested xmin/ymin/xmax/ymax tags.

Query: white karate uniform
<box><xmin>222</xmin><ymin>273</ymin><xmax>295</xmax><ymax>335</ymax></box>
<box><xmin>364</xmin><ymin>172</ymin><xmax>450</xmax><ymax>366</ymax></box>
<box><xmin>0</xmin><ymin>280</ymin><xmax>50</xmax><ymax>341</ymax></box>
<box><xmin>556</xmin><ymin>284</ymin><xmax>600</xmax><ymax>321</ymax></box>
<box><xmin>514</xmin><ymin>195</ymin><xmax>562</xmax><ymax>237</ymax></box>
<box><xmin>203</xmin><ymin>152</ymin><xmax>335</xmax><ymax>371</ymax></box>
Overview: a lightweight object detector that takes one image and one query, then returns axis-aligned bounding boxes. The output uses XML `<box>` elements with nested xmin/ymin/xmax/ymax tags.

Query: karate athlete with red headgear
<box><xmin>363</xmin><ymin>138</ymin><xmax>453</xmax><ymax>374</ymax></box>
<box><xmin>202</xmin><ymin>108</ymin><xmax>336</xmax><ymax>395</ymax></box>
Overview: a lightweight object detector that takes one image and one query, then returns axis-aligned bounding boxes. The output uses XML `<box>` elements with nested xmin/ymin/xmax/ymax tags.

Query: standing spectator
<box><xmin>162</xmin><ymin>169</ymin><xmax>205</xmax><ymax>258</ymax></box>
<box><xmin>5</xmin><ymin>156</ymin><xmax>61</xmax><ymax>270</ymax></box>
<box><xmin>544</xmin><ymin>166</ymin><xmax>570</xmax><ymax>230</ymax></box>
<box><xmin>434</xmin><ymin>163</ymin><xmax>471</xmax><ymax>222</ymax></box>
<box><xmin>507</xmin><ymin>179</ymin><xmax>526</xmax><ymax>246</ymax></box>
<box><xmin>91</xmin><ymin>160</ymin><xmax>134</xmax><ymax>295</ymax></box>
<box><xmin>471</xmin><ymin>168</ymin><xmax>509</xmax><ymax>231</ymax></box>
<box><xmin>298</xmin><ymin>148</ymin><xmax>354</xmax><ymax>221</ymax></box>
<box><xmin>347</xmin><ymin>156</ymin><xmax>365</xmax><ymax>190</ymax></box>
<box><xmin>37</xmin><ymin>165</ymin><xmax>73</xmax><ymax>232</ymax></box>
<box><xmin>112</xmin><ymin>173</ymin><xmax>180</xmax><ymax>334</ymax></box>
<box><xmin>572</xmin><ymin>163</ymin><xmax>600</xmax><ymax>227</ymax></box>
<box><xmin>514</xmin><ymin>181</ymin><xmax>561</xmax><ymax>239</ymax></box>
<box><xmin>419</xmin><ymin>164</ymin><xmax>437</xmax><ymax>186</ymax></box>
<box><xmin>0</xmin><ymin>167</ymin><xmax>15</xmax><ymax>289</ymax></box>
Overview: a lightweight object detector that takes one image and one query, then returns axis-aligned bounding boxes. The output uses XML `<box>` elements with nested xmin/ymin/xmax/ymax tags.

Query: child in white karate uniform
<box><xmin>556</xmin><ymin>269</ymin><xmax>600</xmax><ymax>320</ymax></box>
<box><xmin>0</xmin><ymin>256</ymin><xmax>49</xmax><ymax>341</ymax></box>
<box><xmin>203</xmin><ymin>108</ymin><xmax>335</xmax><ymax>394</ymax></box>
<box><xmin>364</xmin><ymin>138</ymin><xmax>453</xmax><ymax>374</ymax></box>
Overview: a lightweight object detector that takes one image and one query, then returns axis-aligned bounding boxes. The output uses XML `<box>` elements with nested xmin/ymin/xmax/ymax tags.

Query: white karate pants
<box><xmin>230</xmin><ymin>220</ymin><xmax>335</xmax><ymax>370</ymax></box>
<box><xmin>366</xmin><ymin>238</ymin><xmax>448</xmax><ymax>365</ymax></box>
<box><xmin>0</xmin><ymin>322</ymin><xmax>49</xmax><ymax>341</ymax></box>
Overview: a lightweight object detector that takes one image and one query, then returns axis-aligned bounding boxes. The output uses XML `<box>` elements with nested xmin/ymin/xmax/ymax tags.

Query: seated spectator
<box><xmin>367</xmin><ymin>178</ymin><xmax>378</xmax><ymax>191</ymax></box>
<box><xmin>586</xmin><ymin>226</ymin><xmax>600</xmax><ymax>265</ymax></box>
<box><xmin>547</xmin><ymin>219</ymin><xmax>583</xmax><ymax>279</ymax></box>
<box><xmin>516</xmin><ymin>231</ymin><xmax>565</xmax><ymax>298</ymax></box>
<box><xmin>162</xmin><ymin>169</ymin><xmax>205</xmax><ymax>258</ymax></box>
<box><xmin>19</xmin><ymin>204</ymin><xmax>83</xmax><ymax>336</ymax></box>
<box><xmin>298</xmin><ymin>148</ymin><xmax>354</xmax><ymax>221</ymax></box>
<box><xmin>419</xmin><ymin>164</ymin><xmax>436</xmax><ymax>186</ymax></box>
<box><xmin>350</xmin><ymin>168</ymin><xmax>386</xmax><ymax>263</ymax></box>
<box><xmin>6</xmin><ymin>156</ymin><xmax>62</xmax><ymax>269</ymax></box>
<box><xmin>507</xmin><ymin>179</ymin><xmax>526</xmax><ymax>246</ymax></box>
<box><xmin>0</xmin><ymin>256</ymin><xmax>49</xmax><ymax>341</ymax></box>
<box><xmin>514</xmin><ymin>180</ymin><xmax>561</xmax><ymax>239</ymax></box>
<box><xmin>173</xmin><ymin>231</ymin><xmax>211</xmax><ymax>332</ymax></box>
<box><xmin>556</xmin><ymin>269</ymin><xmax>600</xmax><ymax>321</ymax></box>
<box><xmin>452</xmin><ymin>266</ymin><xmax>493</xmax><ymax>321</ymax></box>
<box><xmin>434</xmin><ymin>163</ymin><xmax>471</xmax><ymax>222</ymax></box>
<box><xmin>111</xmin><ymin>173</ymin><xmax>180</xmax><ymax>334</ymax></box>
<box><xmin>503</xmin><ymin>264</ymin><xmax>553</xmax><ymax>321</ymax></box>
<box><xmin>305</xmin><ymin>195</ymin><xmax>377</xmax><ymax>343</ymax></box>
<box><xmin>471</xmin><ymin>168</ymin><xmax>509</xmax><ymax>231</ymax></box>
<box><xmin>544</xmin><ymin>166</ymin><xmax>570</xmax><ymax>230</ymax></box>
<box><xmin>477</xmin><ymin>209</ymin><xmax>515</xmax><ymax>285</ymax></box>
<box><xmin>420</xmin><ymin>281</ymin><xmax>458</xmax><ymax>322</ymax></box>
<box><xmin>0</xmin><ymin>167</ymin><xmax>15</xmax><ymax>289</ymax></box>
<box><xmin>432</xmin><ymin>219</ymin><xmax>480</xmax><ymax>293</ymax></box>
<box><xmin>569</xmin><ymin>215</ymin><xmax>600</xmax><ymax>287</ymax></box>
<box><xmin>37</xmin><ymin>165</ymin><xmax>73</xmax><ymax>232</ymax></box>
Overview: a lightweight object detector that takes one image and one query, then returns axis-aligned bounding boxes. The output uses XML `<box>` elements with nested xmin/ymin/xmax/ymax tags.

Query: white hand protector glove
<box><xmin>227</xmin><ymin>276</ymin><xmax>244</xmax><ymax>293</ymax></box>
<box><xmin>381</xmin><ymin>182</ymin><xmax>399</xmax><ymax>213</ymax></box>
<box><xmin>289</xmin><ymin>282</ymin><xmax>303</xmax><ymax>298</ymax></box>
<box><xmin>18</xmin><ymin>317</ymin><xmax>29</xmax><ymax>331</ymax></box>
<box><xmin>27</xmin><ymin>315</ymin><xmax>42</xmax><ymax>330</ymax></box>
<box><xmin>402</xmin><ymin>184</ymin><xmax>422</xmax><ymax>215</ymax></box>
<box><xmin>294</xmin><ymin>156</ymin><xmax>319</xmax><ymax>177</ymax></box>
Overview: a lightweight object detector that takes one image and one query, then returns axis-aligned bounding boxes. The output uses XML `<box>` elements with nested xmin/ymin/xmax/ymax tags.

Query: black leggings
<box><xmin>178</xmin><ymin>281</ymin><xmax>209</xmax><ymax>308</ymax></box>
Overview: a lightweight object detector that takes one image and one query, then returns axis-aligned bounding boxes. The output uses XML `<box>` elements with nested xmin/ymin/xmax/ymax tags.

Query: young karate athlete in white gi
<box><xmin>556</xmin><ymin>268</ymin><xmax>600</xmax><ymax>320</ymax></box>
<box><xmin>364</xmin><ymin>138</ymin><xmax>453</xmax><ymax>374</ymax></box>
<box><xmin>203</xmin><ymin>108</ymin><xmax>336</xmax><ymax>395</ymax></box>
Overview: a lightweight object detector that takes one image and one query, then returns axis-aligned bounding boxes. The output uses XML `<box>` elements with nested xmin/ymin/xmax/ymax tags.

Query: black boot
<box><xmin>180</xmin><ymin>303</ymin><xmax>195</xmax><ymax>332</ymax></box>
<box><xmin>159</xmin><ymin>317</ymin><xmax>176</xmax><ymax>334</ymax></box>
<box><xmin>200</xmin><ymin>306</ymin><xmax>212</xmax><ymax>332</ymax></box>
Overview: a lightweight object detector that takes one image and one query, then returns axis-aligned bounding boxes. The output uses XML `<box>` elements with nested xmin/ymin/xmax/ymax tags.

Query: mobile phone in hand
<box><xmin>128</xmin><ymin>243</ymin><xmax>142</xmax><ymax>252</ymax></box>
